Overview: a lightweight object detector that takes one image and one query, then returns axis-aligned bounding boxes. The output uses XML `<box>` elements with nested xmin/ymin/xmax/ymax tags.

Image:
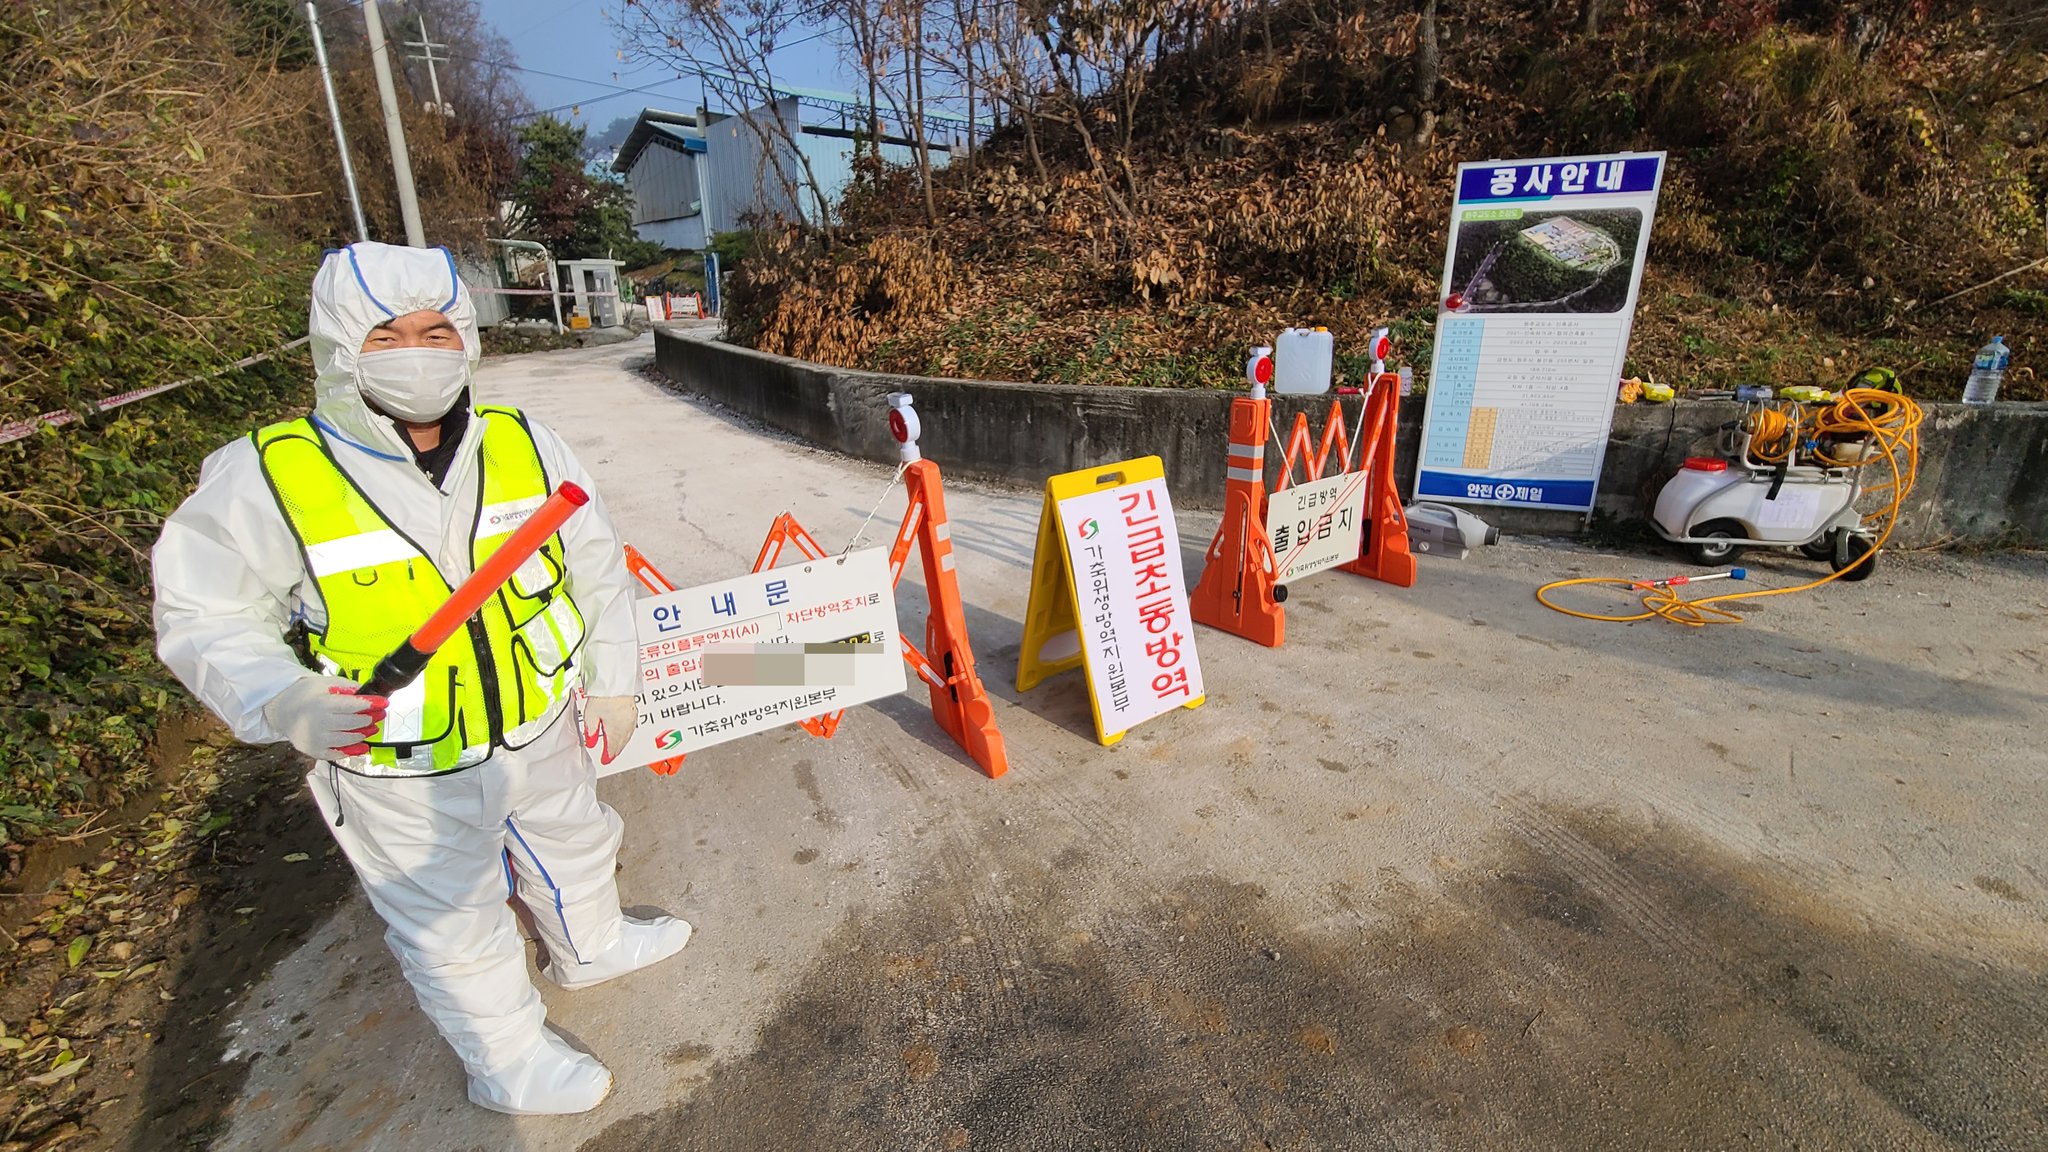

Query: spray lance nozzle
<box><xmin>1631</xmin><ymin>567</ymin><xmax>1746</xmax><ymax>591</ymax></box>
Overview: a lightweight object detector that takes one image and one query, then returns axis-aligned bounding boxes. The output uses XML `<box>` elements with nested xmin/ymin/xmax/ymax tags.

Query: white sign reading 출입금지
<box><xmin>1415</xmin><ymin>152</ymin><xmax>1666</xmax><ymax>513</ymax></box>
<box><xmin>603</xmin><ymin>547</ymin><xmax>907</xmax><ymax>776</ymax></box>
<box><xmin>1052</xmin><ymin>477</ymin><xmax>1204</xmax><ymax>739</ymax></box>
<box><xmin>1267</xmin><ymin>471</ymin><xmax>1368</xmax><ymax>585</ymax></box>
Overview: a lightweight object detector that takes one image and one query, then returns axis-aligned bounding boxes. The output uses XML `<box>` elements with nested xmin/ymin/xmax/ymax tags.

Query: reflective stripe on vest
<box><xmin>253</xmin><ymin>406</ymin><xmax>586</xmax><ymax>777</ymax></box>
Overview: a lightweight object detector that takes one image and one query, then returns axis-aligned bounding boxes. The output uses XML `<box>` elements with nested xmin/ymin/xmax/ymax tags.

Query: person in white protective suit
<box><xmin>151</xmin><ymin>242</ymin><xmax>690</xmax><ymax>1115</ymax></box>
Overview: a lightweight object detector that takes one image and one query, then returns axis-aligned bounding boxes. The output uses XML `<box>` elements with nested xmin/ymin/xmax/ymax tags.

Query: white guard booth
<box><xmin>558</xmin><ymin>258</ymin><xmax>627</xmax><ymax>328</ymax></box>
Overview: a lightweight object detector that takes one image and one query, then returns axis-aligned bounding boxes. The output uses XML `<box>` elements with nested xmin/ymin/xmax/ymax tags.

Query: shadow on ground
<box><xmin>582</xmin><ymin>806</ymin><xmax>2046</xmax><ymax>1152</ymax></box>
<box><xmin>123</xmin><ymin>749</ymin><xmax>353</xmax><ymax>1152</ymax></box>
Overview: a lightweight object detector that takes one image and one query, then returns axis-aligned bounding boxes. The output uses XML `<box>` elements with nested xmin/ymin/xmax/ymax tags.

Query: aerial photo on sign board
<box><xmin>1446</xmin><ymin>208</ymin><xmax>1645</xmax><ymax>314</ymax></box>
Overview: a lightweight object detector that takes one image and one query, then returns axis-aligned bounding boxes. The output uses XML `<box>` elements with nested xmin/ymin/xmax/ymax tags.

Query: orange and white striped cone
<box><xmin>1191</xmin><ymin>392</ymin><xmax>1285</xmax><ymax>647</ymax></box>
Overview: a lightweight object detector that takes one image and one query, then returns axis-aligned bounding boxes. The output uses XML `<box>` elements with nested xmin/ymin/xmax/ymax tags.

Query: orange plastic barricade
<box><xmin>619</xmin><ymin>394</ymin><xmax>1007</xmax><ymax>779</ymax></box>
<box><xmin>1191</xmin><ymin>366</ymin><xmax>1415</xmax><ymax>648</ymax></box>
<box><xmin>1341</xmin><ymin>371</ymin><xmax>1417</xmax><ymax>589</ymax></box>
<box><xmin>891</xmin><ymin>457</ymin><xmax>1007</xmax><ymax>778</ymax></box>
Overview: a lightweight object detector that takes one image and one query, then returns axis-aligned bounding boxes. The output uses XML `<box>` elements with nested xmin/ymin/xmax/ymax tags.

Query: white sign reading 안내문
<box><xmin>605</xmin><ymin>547</ymin><xmax>906</xmax><ymax>776</ymax></box>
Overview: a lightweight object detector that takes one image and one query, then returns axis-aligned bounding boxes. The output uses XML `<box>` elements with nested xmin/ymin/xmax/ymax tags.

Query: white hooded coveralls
<box><xmin>152</xmin><ymin>244</ymin><xmax>640</xmax><ymax>1078</ymax></box>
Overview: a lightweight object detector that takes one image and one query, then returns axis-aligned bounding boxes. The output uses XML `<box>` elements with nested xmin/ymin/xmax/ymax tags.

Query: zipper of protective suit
<box><xmin>468</xmin><ymin>614</ymin><xmax>506</xmax><ymax>744</ymax></box>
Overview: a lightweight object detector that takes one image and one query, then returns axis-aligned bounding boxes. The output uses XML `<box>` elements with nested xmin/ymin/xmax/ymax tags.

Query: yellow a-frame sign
<box><xmin>1017</xmin><ymin>456</ymin><xmax>1206</xmax><ymax>745</ymax></box>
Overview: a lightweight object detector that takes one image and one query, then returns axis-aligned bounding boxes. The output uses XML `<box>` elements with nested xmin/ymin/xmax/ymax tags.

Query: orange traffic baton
<box><xmin>362</xmin><ymin>483</ymin><xmax>589</xmax><ymax>696</ymax></box>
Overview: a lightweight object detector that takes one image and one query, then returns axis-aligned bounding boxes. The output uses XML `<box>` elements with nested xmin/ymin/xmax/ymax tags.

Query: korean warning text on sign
<box><xmin>1054</xmin><ymin>477</ymin><xmax>1204</xmax><ymax>737</ymax></box>
<box><xmin>607</xmin><ymin>547</ymin><xmax>906</xmax><ymax>775</ymax></box>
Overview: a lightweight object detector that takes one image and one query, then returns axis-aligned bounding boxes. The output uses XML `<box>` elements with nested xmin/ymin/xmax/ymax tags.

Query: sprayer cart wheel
<box><xmin>1830</xmin><ymin>530</ymin><xmax>1878</xmax><ymax>581</ymax></box>
<box><xmin>1798</xmin><ymin>538</ymin><xmax>1836</xmax><ymax>562</ymax></box>
<box><xmin>1684</xmin><ymin>520</ymin><xmax>1746</xmax><ymax>567</ymax></box>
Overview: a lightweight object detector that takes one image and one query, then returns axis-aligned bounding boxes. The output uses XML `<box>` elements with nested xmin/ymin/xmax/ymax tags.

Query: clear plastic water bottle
<box><xmin>1963</xmin><ymin>336</ymin><xmax>2009</xmax><ymax>405</ymax></box>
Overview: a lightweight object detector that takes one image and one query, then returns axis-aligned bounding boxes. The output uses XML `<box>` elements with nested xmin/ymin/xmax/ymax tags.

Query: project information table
<box><xmin>1415</xmin><ymin>153</ymin><xmax>1666</xmax><ymax>513</ymax></box>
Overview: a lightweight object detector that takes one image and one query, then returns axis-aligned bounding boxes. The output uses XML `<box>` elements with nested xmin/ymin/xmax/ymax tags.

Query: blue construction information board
<box><xmin>1414</xmin><ymin>153</ymin><xmax>1666</xmax><ymax>513</ymax></box>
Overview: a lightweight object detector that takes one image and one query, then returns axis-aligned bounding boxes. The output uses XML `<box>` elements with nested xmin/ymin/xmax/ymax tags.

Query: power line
<box><xmin>327</xmin><ymin>8</ymin><xmax>866</xmax><ymax>126</ymax></box>
<box><xmin>514</xmin><ymin>74</ymin><xmax>701</xmax><ymax>122</ymax></box>
<box><xmin>432</xmin><ymin>48</ymin><xmax>801</xmax><ymax>123</ymax></box>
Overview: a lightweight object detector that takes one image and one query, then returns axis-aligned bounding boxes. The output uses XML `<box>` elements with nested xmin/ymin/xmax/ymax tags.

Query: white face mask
<box><xmin>356</xmin><ymin>347</ymin><xmax>471</xmax><ymax>423</ymax></box>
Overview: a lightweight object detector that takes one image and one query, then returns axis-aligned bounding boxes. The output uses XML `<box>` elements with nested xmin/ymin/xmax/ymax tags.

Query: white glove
<box><xmin>581</xmin><ymin>695</ymin><xmax>638</xmax><ymax>765</ymax></box>
<box><xmin>260</xmin><ymin>675</ymin><xmax>387</xmax><ymax>761</ymax></box>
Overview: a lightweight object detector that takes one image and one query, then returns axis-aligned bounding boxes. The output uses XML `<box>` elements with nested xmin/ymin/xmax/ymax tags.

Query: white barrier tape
<box><xmin>0</xmin><ymin>336</ymin><xmax>312</xmax><ymax>447</ymax></box>
<box><xmin>468</xmin><ymin>286</ymin><xmax>623</xmax><ymax>298</ymax></box>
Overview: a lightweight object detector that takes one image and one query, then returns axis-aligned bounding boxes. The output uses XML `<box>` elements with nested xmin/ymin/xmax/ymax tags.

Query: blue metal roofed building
<box><xmin>612</xmin><ymin>108</ymin><xmax>711</xmax><ymax>251</ymax></box>
<box><xmin>610</xmin><ymin>94</ymin><xmax>959</xmax><ymax>251</ymax></box>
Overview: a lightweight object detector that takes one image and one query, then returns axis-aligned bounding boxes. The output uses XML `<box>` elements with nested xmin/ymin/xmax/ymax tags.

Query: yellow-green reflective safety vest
<box><xmin>253</xmin><ymin>405</ymin><xmax>586</xmax><ymax>777</ymax></box>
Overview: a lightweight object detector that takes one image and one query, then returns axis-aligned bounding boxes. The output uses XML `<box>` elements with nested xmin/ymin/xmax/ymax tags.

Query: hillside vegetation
<box><xmin>722</xmin><ymin>0</ymin><xmax>2047</xmax><ymax>398</ymax></box>
<box><xmin>0</xmin><ymin>0</ymin><xmax>520</xmax><ymax>856</ymax></box>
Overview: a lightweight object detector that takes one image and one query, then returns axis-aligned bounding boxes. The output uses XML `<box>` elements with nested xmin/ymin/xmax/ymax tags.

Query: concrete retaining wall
<box><xmin>653</xmin><ymin>330</ymin><xmax>2048</xmax><ymax>547</ymax></box>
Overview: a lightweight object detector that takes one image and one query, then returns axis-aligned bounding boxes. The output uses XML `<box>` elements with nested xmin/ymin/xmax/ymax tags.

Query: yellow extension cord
<box><xmin>1536</xmin><ymin>388</ymin><xmax>1925</xmax><ymax>627</ymax></box>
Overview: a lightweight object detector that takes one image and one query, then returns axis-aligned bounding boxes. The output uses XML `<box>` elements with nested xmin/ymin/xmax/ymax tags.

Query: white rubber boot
<box><xmin>543</xmin><ymin>914</ymin><xmax>692</xmax><ymax>991</ymax></box>
<box><xmin>467</xmin><ymin>1025</ymin><xmax>613</xmax><ymax>1116</ymax></box>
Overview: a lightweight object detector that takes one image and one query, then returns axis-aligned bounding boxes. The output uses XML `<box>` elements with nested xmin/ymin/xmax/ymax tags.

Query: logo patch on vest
<box><xmin>482</xmin><ymin>495</ymin><xmax>546</xmax><ymax>530</ymax></box>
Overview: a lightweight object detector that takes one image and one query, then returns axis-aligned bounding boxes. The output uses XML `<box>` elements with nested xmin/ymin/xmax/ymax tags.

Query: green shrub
<box><xmin>0</xmin><ymin>357</ymin><xmax>313</xmax><ymax>846</ymax></box>
<box><xmin>0</xmin><ymin>1</ymin><xmax>322</xmax><ymax>847</ymax></box>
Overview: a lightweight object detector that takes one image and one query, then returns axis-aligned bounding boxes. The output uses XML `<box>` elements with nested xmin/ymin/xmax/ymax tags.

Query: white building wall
<box><xmin>636</xmin><ymin>215</ymin><xmax>707</xmax><ymax>250</ymax></box>
<box><xmin>790</xmin><ymin>136</ymin><xmax>936</xmax><ymax>219</ymax></box>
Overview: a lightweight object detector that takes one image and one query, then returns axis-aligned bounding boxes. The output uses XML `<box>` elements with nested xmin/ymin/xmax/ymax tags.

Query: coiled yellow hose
<box><xmin>1536</xmin><ymin>388</ymin><xmax>1923</xmax><ymax>627</ymax></box>
<box><xmin>1742</xmin><ymin>404</ymin><xmax>1802</xmax><ymax>465</ymax></box>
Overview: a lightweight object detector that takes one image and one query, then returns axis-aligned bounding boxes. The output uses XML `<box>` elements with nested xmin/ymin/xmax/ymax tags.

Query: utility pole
<box><xmin>305</xmin><ymin>1</ymin><xmax>369</xmax><ymax>242</ymax></box>
<box><xmin>362</xmin><ymin>0</ymin><xmax>427</xmax><ymax>246</ymax></box>
<box><xmin>404</xmin><ymin>15</ymin><xmax>452</xmax><ymax>116</ymax></box>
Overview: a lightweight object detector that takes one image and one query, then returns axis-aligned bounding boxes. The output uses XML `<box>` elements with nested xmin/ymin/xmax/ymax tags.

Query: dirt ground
<box><xmin>0</xmin><ymin>733</ymin><xmax>354</xmax><ymax>1151</ymax></box>
<box><xmin>7</xmin><ymin>335</ymin><xmax>2043</xmax><ymax>1151</ymax></box>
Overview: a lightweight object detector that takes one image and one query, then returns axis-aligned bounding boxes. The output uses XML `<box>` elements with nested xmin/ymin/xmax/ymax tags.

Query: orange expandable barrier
<box><xmin>1191</xmin><ymin>369</ymin><xmax>1415</xmax><ymax>647</ymax></box>
<box><xmin>620</xmin><ymin>454</ymin><xmax>1007</xmax><ymax>779</ymax></box>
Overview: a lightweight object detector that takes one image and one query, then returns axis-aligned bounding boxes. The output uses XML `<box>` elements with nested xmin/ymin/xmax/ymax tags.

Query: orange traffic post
<box><xmin>1191</xmin><ymin>386</ymin><xmax>1285</xmax><ymax>648</ymax></box>
<box><xmin>893</xmin><ymin>454</ymin><xmax>1008</xmax><ymax>778</ymax></box>
<box><xmin>1340</xmin><ymin>371</ymin><xmax>1417</xmax><ymax>588</ymax></box>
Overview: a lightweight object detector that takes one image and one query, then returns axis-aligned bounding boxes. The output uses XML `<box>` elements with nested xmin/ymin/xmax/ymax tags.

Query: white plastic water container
<box><xmin>1651</xmin><ymin>457</ymin><xmax>1742</xmax><ymax>539</ymax></box>
<box><xmin>1273</xmin><ymin>327</ymin><xmax>1334</xmax><ymax>394</ymax></box>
